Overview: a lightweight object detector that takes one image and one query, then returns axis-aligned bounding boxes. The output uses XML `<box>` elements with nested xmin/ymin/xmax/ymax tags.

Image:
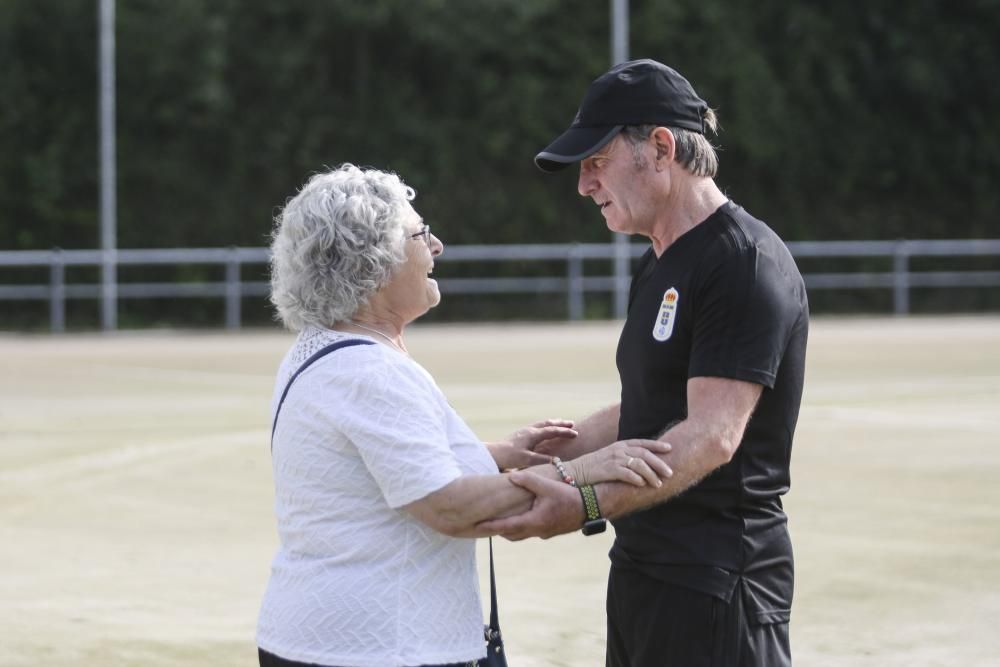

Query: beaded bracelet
<box><xmin>550</xmin><ymin>456</ymin><xmax>577</xmax><ymax>487</ymax></box>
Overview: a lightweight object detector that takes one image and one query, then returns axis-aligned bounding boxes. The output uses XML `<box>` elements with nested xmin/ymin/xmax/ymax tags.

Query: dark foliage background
<box><xmin>3</xmin><ymin>0</ymin><xmax>999</xmax><ymax>327</ymax></box>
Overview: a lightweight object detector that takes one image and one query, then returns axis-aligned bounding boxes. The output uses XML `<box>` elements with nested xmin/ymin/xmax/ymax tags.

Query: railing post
<box><xmin>100</xmin><ymin>248</ymin><xmax>117</xmax><ymax>330</ymax></box>
<box><xmin>567</xmin><ymin>243</ymin><xmax>584</xmax><ymax>321</ymax></box>
<box><xmin>893</xmin><ymin>240</ymin><xmax>910</xmax><ymax>315</ymax></box>
<box><xmin>98</xmin><ymin>0</ymin><xmax>118</xmax><ymax>332</ymax></box>
<box><xmin>49</xmin><ymin>248</ymin><xmax>66</xmax><ymax>333</ymax></box>
<box><xmin>225</xmin><ymin>246</ymin><xmax>241</xmax><ymax>329</ymax></box>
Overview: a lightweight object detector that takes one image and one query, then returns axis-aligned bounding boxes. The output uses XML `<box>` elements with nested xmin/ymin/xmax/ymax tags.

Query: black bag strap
<box><xmin>270</xmin><ymin>339</ymin><xmax>375</xmax><ymax>447</ymax></box>
<box><xmin>488</xmin><ymin>536</ymin><xmax>501</xmax><ymax>633</ymax></box>
<box><xmin>484</xmin><ymin>537</ymin><xmax>507</xmax><ymax>664</ymax></box>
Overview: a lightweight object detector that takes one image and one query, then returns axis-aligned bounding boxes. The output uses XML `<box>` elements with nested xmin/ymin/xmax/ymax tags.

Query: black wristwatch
<box><xmin>578</xmin><ymin>484</ymin><xmax>607</xmax><ymax>536</ymax></box>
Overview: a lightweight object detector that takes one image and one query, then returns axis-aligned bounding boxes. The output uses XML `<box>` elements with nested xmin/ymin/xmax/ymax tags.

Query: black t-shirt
<box><xmin>610</xmin><ymin>201</ymin><xmax>808</xmax><ymax>610</ymax></box>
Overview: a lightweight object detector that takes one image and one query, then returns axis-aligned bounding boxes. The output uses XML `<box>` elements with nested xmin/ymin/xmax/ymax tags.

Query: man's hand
<box><xmin>477</xmin><ymin>471</ymin><xmax>584</xmax><ymax>540</ymax></box>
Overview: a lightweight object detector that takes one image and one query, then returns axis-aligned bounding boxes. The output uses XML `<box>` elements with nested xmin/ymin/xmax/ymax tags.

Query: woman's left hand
<box><xmin>564</xmin><ymin>439</ymin><xmax>673</xmax><ymax>487</ymax></box>
<box><xmin>488</xmin><ymin>419</ymin><xmax>578</xmax><ymax>470</ymax></box>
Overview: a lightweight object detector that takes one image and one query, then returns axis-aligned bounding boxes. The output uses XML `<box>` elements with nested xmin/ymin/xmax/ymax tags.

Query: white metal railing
<box><xmin>1</xmin><ymin>240</ymin><xmax>999</xmax><ymax>332</ymax></box>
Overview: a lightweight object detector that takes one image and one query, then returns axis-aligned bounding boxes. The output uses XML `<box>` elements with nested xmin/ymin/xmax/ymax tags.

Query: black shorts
<box><xmin>605</xmin><ymin>566</ymin><xmax>791</xmax><ymax>667</ymax></box>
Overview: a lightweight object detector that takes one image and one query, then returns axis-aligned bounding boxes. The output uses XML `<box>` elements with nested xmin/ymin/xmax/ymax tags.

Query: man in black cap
<box><xmin>482</xmin><ymin>59</ymin><xmax>809</xmax><ymax>666</ymax></box>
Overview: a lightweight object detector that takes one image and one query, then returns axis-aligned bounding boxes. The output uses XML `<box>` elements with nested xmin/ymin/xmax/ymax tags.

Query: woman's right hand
<box><xmin>564</xmin><ymin>439</ymin><xmax>673</xmax><ymax>488</ymax></box>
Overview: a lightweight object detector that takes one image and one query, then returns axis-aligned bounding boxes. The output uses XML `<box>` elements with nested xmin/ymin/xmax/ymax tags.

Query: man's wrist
<box><xmin>547</xmin><ymin>459</ymin><xmax>604</xmax><ymax>536</ymax></box>
<box><xmin>578</xmin><ymin>484</ymin><xmax>607</xmax><ymax>536</ymax></box>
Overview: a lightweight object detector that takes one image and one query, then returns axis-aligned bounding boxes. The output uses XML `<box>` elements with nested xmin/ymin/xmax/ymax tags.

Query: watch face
<box><xmin>582</xmin><ymin>518</ymin><xmax>607</xmax><ymax>536</ymax></box>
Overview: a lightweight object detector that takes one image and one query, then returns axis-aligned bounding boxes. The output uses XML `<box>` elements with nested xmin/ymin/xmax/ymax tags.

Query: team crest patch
<box><xmin>652</xmin><ymin>287</ymin><xmax>679</xmax><ymax>341</ymax></box>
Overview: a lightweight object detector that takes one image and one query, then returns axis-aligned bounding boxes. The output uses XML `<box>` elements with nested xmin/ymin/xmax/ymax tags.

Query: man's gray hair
<box><xmin>621</xmin><ymin>108</ymin><xmax>720</xmax><ymax>177</ymax></box>
<box><xmin>269</xmin><ymin>164</ymin><xmax>414</xmax><ymax>330</ymax></box>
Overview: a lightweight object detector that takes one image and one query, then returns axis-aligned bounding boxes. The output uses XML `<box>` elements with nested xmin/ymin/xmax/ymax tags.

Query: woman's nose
<box><xmin>430</xmin><ymin>233</ymin><xmax>444</xmax><ymax>257</ymax></box>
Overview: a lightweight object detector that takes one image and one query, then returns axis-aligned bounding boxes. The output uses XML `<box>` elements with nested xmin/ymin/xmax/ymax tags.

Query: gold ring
<box><xmin>626</xmin><ymin>456</ymin><xmax>635</xmax><ymax>468</ymax></box>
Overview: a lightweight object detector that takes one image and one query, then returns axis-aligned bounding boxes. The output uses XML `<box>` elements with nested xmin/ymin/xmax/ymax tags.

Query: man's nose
<box><xmin>578</xmin><ymin>168</ymin><xmax>596</xmax><ymax>197</ymax></box>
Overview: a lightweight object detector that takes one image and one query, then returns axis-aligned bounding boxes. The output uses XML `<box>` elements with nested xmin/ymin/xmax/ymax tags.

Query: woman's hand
<box><xmin>564</xmin><ymin>439</ymin><xmax>673</xmax><ymax>487</ymax></box>
<box><xmin>488</xmin><ymin>419</ymin><xmax>578</xmax><ymax>471</ymax></box>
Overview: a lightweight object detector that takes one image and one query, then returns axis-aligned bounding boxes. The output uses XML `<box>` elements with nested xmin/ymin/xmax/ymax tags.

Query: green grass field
<box><xmin>1</xmin><ymin>317</ymin><xmax>998</xmax><ymax>666</ymax></box>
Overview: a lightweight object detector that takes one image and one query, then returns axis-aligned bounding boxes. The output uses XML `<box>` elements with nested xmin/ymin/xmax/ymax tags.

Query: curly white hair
<box><xmin>269</xmin><ymin>164</ymin><xmax>415</xmax><ymax>330</ymax></box>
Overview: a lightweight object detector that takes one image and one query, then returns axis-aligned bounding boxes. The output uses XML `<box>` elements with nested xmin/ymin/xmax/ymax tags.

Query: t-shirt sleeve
<box><xmin>687</xmin><ymin>242</ymin><xmax>802</xmax><ymax>388</ymax></box>
<box><xmin>330</xmin><ymin>356</ymin><xmax>462</xmax><ymax>509</ymax></box>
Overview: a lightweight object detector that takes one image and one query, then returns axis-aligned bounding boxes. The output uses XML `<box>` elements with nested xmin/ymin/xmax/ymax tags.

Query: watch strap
<box><xmin>578</xmin><ymin>484</ymin><xmax>602</xmax><ymax>521</ymax></box>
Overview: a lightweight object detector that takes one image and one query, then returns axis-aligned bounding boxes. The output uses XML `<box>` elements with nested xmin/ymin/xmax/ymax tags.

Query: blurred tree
<box><xmin>1</xmin><ymin>0</ymin><xmax>998</xmax><ymax>275</ymax></box>
<box><xmin>0</xmin><ymin>0</ymin><xmax>98</xmax><ymax>249</ymax></box>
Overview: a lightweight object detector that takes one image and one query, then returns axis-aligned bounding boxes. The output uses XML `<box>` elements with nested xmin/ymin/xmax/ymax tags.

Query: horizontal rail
<box><xmin>2</xmin><ymin>239</ymin><xmax>998</xmax><ymax>331</ymax></box>
<box><xmin>786</xmin><ymin>239</ymin><xmax>1000</xmax><ymax>257</ymax></box>
<box><xmin>805</xmin><ymin>271</ymin><xmax>1000</xmax><ymax>289</ymax></box>
<box><xmin>5</xmin><ymin>239</ymin><xmax>1000</xmax><ymax>266</ymax></box>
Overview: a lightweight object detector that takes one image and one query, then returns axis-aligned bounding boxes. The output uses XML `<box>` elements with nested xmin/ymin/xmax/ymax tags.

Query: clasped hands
<box><xmin>486</xmin><ymin>422</ymin><xmax>673</xmax><ymax>540</ymax></box>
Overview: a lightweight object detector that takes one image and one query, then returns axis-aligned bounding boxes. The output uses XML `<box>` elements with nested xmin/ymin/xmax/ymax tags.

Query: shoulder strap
<box><xmin>488</xmin><ymin>536</ymin><xmax>501</xmax><ymax>632</ymax></box>
<box><xmin>270</xmin><ymin>339</ymin><xmax>375</xmax><ymax>448</ymax></box>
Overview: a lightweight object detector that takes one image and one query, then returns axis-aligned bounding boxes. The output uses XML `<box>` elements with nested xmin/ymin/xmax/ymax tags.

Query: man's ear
<box><xmin>651</xmin><ymin>127</ymin><xmax>675</xmax><ymax>170</ymax></box>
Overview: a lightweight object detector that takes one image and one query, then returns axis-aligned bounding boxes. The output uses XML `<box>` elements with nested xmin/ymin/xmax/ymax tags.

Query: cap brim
<box><xmin>534</xmin><ymin>125</ymin><xmax>623</xmax><ymax>172</ymax></box>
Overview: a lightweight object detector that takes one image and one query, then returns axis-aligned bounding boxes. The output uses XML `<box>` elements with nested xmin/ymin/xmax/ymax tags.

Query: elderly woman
<box><xmin>256</xmin><ymin>164</ymin><xmax>671</xmax><ymax>667</ymax></box>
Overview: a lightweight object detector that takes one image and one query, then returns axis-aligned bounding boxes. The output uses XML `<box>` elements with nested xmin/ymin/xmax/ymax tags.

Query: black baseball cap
<box><xmin>535</xmin><ymin>59</ymin><xmax>708</xmax><ymax>172</ymax></box>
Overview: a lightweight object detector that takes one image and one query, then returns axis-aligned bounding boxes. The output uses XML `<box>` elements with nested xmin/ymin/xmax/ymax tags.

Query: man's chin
<box><xmin>602</xmin><ymin>211</ymin><xmax>622</xmax><ymax>232</ymax></box>
<box><xmin>605</xmin><ymin>220</ymin><xmax>633</xmax><ymax>235</ymax></box>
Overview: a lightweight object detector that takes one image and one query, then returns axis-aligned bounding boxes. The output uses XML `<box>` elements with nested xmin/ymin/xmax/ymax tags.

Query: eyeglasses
<box><xmin>408</xmin><ymin>224</ymin><xmax>431</xmax><ymax>246</ymax></box>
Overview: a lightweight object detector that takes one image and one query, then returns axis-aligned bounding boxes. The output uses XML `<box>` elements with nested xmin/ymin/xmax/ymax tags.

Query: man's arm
<box><xmin>479</xmin><ymin>377</ymin><xmax>762</xmax><ymax>539</ymax></box>
<box><xmin>535</xmin><ymin>402</ymin><xmax>621</xmax><ymax>460</ymax></box>
<box><xmin>597</xmin><ymin>377</ymin><xmax>761</xmax><ymax>519</ymax></box>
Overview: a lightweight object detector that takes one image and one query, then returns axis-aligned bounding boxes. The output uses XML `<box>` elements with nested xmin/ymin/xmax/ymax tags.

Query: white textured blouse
<box><xmin>257</xmin><ymin>327</ymin><xmax>498</xmax><ymax>667</ymax></box>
